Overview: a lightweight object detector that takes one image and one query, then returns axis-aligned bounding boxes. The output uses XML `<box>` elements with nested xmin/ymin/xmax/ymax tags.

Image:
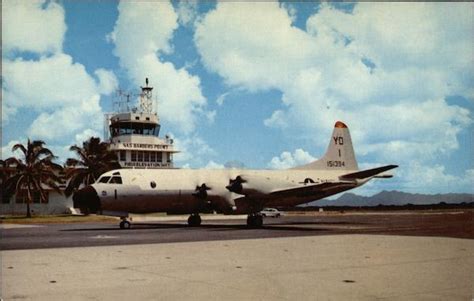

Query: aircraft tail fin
<box><xmin>292</xmin><ymin>121</ymin><xmax>358</xmax><ymax>171</ymax></box>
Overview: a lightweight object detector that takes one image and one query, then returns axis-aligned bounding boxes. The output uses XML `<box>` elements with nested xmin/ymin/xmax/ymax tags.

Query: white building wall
<box><xmin>0</xmin><ymin>192</ymin><xmax>73</xmax><ymax>216</ymax></box>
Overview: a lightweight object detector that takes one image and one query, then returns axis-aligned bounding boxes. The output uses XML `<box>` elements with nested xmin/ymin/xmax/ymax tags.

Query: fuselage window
<box><xmin>98</xmin><ymin>176</ymin><xmax>111</xmax><ymax>183</ymax></box>
<box><xmin>150</xmin><ymin>181</ymin><xmax>157</xmax><ymax>189</ymax></box>
<box><xmin>110</xmin><ymin>177</ymin><xmax>123</xmax><ymax>184</ymax></box>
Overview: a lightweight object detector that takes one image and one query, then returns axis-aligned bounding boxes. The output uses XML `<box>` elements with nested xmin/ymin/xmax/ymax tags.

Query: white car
<box><xmin>260</xmin><ymin>208</ymin><xmax>282</xmax><ymax>218</ymax></box>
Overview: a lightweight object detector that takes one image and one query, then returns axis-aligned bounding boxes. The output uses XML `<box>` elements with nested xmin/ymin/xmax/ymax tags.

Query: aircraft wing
<box><xmin>268</xmin><ymin>181</ymin><xmax>357</xmax><ymax>199</ymax></box>
<box><xmin>339</xmin><ymin>165</ymin><xmax>398</xmax><ymax>180</ymax></box>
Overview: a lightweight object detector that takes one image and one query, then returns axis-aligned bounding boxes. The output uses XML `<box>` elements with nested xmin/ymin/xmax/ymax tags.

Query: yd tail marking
<box><xmin>333</xmin><ymin>136</ymin><xmax>344</xmax><ymax>145</ymax></box>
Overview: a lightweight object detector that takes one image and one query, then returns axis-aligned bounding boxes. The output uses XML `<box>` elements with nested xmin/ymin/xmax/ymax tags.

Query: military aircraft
<box><xmin>73</xmin><ymin>121</ymin><xmax>397</xmax><ymax>228</ymax></box>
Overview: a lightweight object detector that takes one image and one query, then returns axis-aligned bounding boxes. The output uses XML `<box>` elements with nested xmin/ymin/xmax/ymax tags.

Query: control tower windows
<box><xmin>157</xmin><ymin>152</ymin><xmax>163</xmax><ymax>163</ymax></box>
<box><xmin>110</xmin><ymin>123</ymin><xmax>161</xmax><ymax>137</ymax></box>
<box><xmin>131</xmin><ymin>151</ymin><xmax>137</xmax><ymax>162</ymax></box>
<box><xmin>137</xmin><ymin>151</ymin><xmax>144</xmax><ymax>162</ymax></box>
<box><xmin>150</xmin><ymin>152</ymin><xmax>156</xmax><ymax>162</ymax></box>
<box><xmin>119</xmin><ymin>151</ymin><xmax>126</xmax><ymax>161</ymax></box>
<box><xmin>144</xmin><ymin>151</ymin><xmax>150</xmax><ymax>162</ymax></box>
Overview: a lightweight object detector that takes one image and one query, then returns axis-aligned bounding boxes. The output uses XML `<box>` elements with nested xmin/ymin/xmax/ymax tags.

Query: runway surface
<box><xmin>2</xmin><ymin>210</ymin><xmax>473</xmax><ymax>300</ymax></box>
<box><xmin>1</xmin><ymin>210</ymin><xmax>473</xmax><ymax>250</ymax></box>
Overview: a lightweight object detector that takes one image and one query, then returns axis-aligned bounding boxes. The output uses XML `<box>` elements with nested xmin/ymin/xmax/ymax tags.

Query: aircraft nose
<box><xmin>73</xmin><ymin>186</ymin><xmax>101</xmax><ymax>214</ymax></box>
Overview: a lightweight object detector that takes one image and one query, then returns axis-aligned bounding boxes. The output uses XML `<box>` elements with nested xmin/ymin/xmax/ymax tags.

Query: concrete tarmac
<box><xmin>1</xmin><ymin>210</ymin><xmax>473</xmax><ymax>300</ymax></box>
<box><xmin>2</xmin><ymin>235</ymin><xmax>473</xmax><ymax>300</ymax></box>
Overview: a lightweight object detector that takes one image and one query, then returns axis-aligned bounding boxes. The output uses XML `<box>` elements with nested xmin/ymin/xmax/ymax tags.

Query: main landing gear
<box><xmin>247</xmin><ymin>214</ymin><xmax>263</xmax><ymax>228</ymax></box>
<box><xmin>119</xmin><ymin>217</ymin><xmax>131</xmax><ymax>229</ymax></box>
<box><xmin>187</xmin><ymin>213</ymin><xmax>202</xmax><ymax>227</ymax></box>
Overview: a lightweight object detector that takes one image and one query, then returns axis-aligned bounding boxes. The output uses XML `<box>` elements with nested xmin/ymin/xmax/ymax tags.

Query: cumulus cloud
<box><xmin>204</xmin><ymin>160</ymin><xmax>225</xmax><ymax>169</ymax></box>
<box><xmin>2</xmin><ymin>0</ymin><xmax>117</xmax><ymax>156</ymax></box>
<box><xmin>268</xmin><ymin>149</ymin><xmax>316</xmax><ymax>169</ymax></box>
<box><xmin>195</xmin><ymin>2</ymin><xmax>473</xmax><ymax>192</ymax></box>
<box><xmin>95</xmin><ymin>69</ymin><xmax>118</xmax><ymax>95</ymax></box>
<box><xmin>4</xmin><ymin>54</ymin><xmax>100</xmax><ymax>110</ymax></box>
<box><xmin>398</xmin><ymin>162</ymin><xmax>474</xmax><ymax>194</ymax></box>
<box><xmin>109</xmin><ymin>1</ymin><xmax>207</xmax><ymax>134</ymax></box>
<box><xmin>173</xmin><ymin>134</ymin><xmax>217</xmax><ymax>168</ymax></box>
<box><xmin>176</xmin><ymin>0</ymin><xmax>198</xmax><ymax>27</ymax></box>
<box><xmin>2</xmin><ymin>0</ymin><xmax>66</xmax><ymax>55</ymax></box>
<box><xmin>1</xmin><ymin>139</ymin><xmax>23</xmax><ymax>160</ymax></box>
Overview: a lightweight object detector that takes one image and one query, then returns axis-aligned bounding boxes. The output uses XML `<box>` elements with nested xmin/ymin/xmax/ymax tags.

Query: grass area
<box><xmin>0</xmin><ymin>214</ymin><xmax>118</xmax><ymax>224</ymax></box>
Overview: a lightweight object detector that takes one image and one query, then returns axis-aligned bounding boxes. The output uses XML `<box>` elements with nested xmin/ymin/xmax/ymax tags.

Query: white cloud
<box><xmin>173</xmin><ymin>134</ymin><xmax>217</xmax><ymax>168</ymax></box>
<box><xmin>74</xmin><ymin>129</ymin><xmax>102</xmax><ymax>146</ymax></box>
<box><xmin>177</xmin><ymin>0</ymin><xmax>198</xmax><ymax>27</ymax></box>
<box><xmin>2</xmin><ymin>1</ymin><xmax>117</xmax><ymax>154</ymax></box>
<box><xmin>110</xmin><ymin>1</ymin><xmax>208</xmax><ymax>134</ymax></box>
<box><xmin>195</xmin><ymin>2</ymin><xmax>319</xmax><ymax>91</ymax></box>
<box><xmin>2</xmin><ymin>0</ymin><xmax>66</xmax><ymax>55</ymax></box>
<box><xmin>4</xmin><ymin>54</ymin><xmax>100</xmax><ymax>110</ymax></box>
<box><xmin>1</xmin><ymin>139</ymin><xmax>22</xmax><ymax>160</ymax></box>
<box><xmin>196</xmin><ymin>2</ymin><xmax>473</xmax><ymax>190</ymax></box>
<box><xmin>27</xmin><ymin>96</ymin><xmax>102</xmax><ymax>141</ymax></box>
<box><xmin>399</xmin><ymin>162</ymin><xmax>474</xmax><ymax>194</ymax></box>
<box><xmin>204</xmin><ymin>160</ymin><xmax>225</xmax><ymax>169</ymax></box>
<box><xmin>268</xmin><ymin>149</ymin><xmax>316</xmax><ymax>169</ymax></box>
<box><xmin>95</xmin><ymin>69</ymin><xmax>118</xmax><ymax>95</ymax></box>
<box><xmin>216</xmin><ymin>92</ymin><xmax>229</xmax><ymax>106</ymax></box>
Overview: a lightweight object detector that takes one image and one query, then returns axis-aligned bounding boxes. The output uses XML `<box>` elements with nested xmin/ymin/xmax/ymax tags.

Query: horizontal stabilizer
<box><xmin>340</xmin><ymin>165</ymin><xmax>398</xmax><ymax>180</ymax></box>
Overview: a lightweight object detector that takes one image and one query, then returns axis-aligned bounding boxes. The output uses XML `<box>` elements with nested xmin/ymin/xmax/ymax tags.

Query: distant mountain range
<box><xmin>302</xmin><ymin>191</ymin><xmax>474</xmax><ymax>207</ymax></box>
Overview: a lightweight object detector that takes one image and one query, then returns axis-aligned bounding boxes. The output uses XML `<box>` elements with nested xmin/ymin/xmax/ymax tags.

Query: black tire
<box><xmin>188</xmin><ymin>214</ymin><xmax>202</xmax><ymax>227</ymax></box>
<box><xmin>255</xmin><ymin>215</ymin><xmax>263</xmax><ymax>227</ymax></box>
<box><xmin>247</xmin><ymin>215</ymin><xmax>263</xmax><ymax>228</ymax></box>
<box><xmin>119</xmin><ymin>221</ymin><xmax>131</xmax><ymax>229</ymax></box>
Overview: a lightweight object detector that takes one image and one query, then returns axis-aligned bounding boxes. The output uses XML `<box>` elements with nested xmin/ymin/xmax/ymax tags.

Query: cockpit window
<box><xmin>98</xmin><ymin>176</ymin><xmax>111</xmax><ymax>183</ymax></box>
<box><xmin>110</xmin><ymin>177</ymin><xmax>123</xmax><ymax>184</ymax></box>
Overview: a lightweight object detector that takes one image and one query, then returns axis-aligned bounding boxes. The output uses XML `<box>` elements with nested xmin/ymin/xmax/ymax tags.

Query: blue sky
<box><xmin>2</xmin><ymin>1</ymin><xmax>473</xmax><ymax>195</ymax></box>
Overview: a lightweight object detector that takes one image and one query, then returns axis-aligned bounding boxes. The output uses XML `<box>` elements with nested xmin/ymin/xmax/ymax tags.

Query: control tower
<box><xmin>106</xmin><ymin>78</ymin><xmax>179</xmax><ymax>168</ymax></box>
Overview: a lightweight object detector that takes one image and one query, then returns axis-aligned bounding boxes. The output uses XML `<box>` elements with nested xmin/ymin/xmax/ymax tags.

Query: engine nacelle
<box><xmin>226</xmin><ymin>174</ymin><xmax>289</xmax><ymax>196</ymax></box>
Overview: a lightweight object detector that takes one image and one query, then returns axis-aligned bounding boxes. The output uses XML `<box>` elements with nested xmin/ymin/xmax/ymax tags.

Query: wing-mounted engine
<box><xmin>192</xmin><ymin>182</ymin><xmax>236</xmax><ymax>214</ymax></box>
<box><xmin>192</xmin><ymin>183</ymin><xmax>211</xmax><ymax>199</ymax></box>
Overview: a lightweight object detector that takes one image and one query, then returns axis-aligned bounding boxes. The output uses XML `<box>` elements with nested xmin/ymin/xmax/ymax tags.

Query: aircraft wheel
<box><xmin>255</xmin><ymin>215</ymin><xmax>263</xmax><ymax>227</ymax></box>
<box><xmin>247</xmin><ymin>214</ymin><xmax>263</xmax><ymax>228</ymax></box>
<box><xmin>188</xmin><ymin>214</ymin><xmax>202</xmax><ymax>227</ymax></box>
<box><xmin>119</xmin><ymin>220</ymin><xmax>131</xmax><ymax>229</ymax></box>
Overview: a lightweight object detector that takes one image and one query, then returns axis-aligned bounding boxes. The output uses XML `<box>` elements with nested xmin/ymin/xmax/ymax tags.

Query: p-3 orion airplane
<box><xmin>73</xmin><ymin>121</ymin><xmax>397</xmax><ymax>228</ymax></box>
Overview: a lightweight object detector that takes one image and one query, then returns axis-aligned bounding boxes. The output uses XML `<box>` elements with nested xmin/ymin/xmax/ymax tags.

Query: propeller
<box><xmin>226</xmin><ymin>176</ymin><xmax>246</xmax><ymax>194</ymax></box>
<box><xmin>193</xmin><ymin>183</ymin><xmax>211</xmax><ymax>199</ymax></box>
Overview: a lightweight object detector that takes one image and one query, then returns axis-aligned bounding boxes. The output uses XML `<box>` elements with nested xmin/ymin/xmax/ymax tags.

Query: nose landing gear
<box><xmin>187</xmin><ymin>214</ymin><xmax>202</xmax><ymax>227</ymax></box>
<box><xmin>119</xmin><ymin>218</ymin><xmax>131</xmax><ymax>229</ymax></box>
<box><xmin>247</xmin><ymin>214</ymin><xmax>263</xmax><ymax>228</ymax></box>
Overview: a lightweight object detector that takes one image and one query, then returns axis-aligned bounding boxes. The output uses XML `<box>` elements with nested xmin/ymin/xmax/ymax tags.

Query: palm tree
<box><xmin>64</xmin><ymin>137</ymin><xmax>120</xmax><ymax>197</ymax></box>
<box><xmin>3</xmin><ymin>140</ymin><xmax>63</xmax><ymax>218</ymax></box>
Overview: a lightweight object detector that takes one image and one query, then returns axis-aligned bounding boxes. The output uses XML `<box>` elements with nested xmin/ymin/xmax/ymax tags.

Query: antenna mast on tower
<box><xmin>140</xmin><ymin>77</ymin><xmax>154</xmax><ymax>113</ymax></box>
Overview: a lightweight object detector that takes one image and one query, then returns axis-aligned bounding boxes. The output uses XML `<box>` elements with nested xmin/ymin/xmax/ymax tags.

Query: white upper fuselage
<box><xmin>91</xmin><ymin>168</ymin><xmax>362</xmax><ymax>215</ymax></box>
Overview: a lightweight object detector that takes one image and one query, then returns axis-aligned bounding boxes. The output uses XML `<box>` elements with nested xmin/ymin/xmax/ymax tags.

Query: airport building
<box><xmin>106</xmin><ymin>78</ymin><xmax>179</xmax><ymax>169</ymax></box>
<box><xmin>1</xmin><ymin>79</ymin><xmax>178</xmax><ymax>215</ymax></box>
